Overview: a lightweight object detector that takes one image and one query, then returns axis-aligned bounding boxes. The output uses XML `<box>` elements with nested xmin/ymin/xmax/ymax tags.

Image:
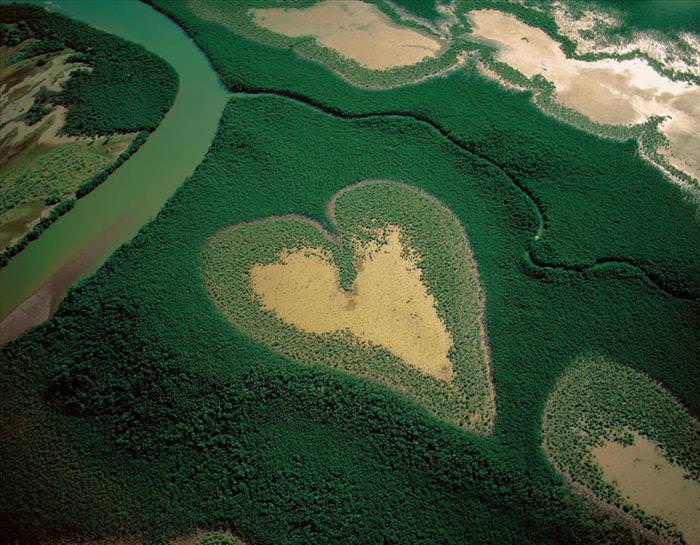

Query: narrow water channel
<box><xmin>0</xmin><ymin>0</ymin><xmax>229</xmax><ymax>340</ymax></box>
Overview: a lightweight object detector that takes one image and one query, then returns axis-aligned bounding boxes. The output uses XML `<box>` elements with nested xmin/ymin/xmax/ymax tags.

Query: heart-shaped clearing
<box><xmin>202</xmin><ymin>181</ymin><xmax>494</xmax><ymax>432</ymax></box>
<box><xmin>250</xmin><ymin>225</ymin><xmax>454</xmax><ymax>381</ymax></box>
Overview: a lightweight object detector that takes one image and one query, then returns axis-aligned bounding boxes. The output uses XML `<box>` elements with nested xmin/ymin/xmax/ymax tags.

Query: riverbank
<box><xmin>0</xmin><ymin>0</ymin><xmax>229</xmax><ymax>342</ymax></box>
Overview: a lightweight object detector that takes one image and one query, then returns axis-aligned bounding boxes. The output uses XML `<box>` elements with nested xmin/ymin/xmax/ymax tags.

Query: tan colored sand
<box><xmin>593</xmin><ymin>433</ymin><xmax>700</xmax><ymax>545</ymax></box>
<box><xmin>0</xmin><ymin>50</ymin><xmax>85</xmax><ymax>125</ymax></box>
<box><xmin>0</xmin><ymin>106</ymin><xmax>77</xmax><ymax>148</ymax></box>
<box><xmin>0</xmin><ymin>46</ymin><xmax>104</xmax><ymax>157</ymax></box>
<box><xmin>251</xmin><ymin>0</ymin><xmax>445</xmax><ymax>70</ymax></box>
<box><xmin>468</xmin><ymin>9</ymin><xmax>700</xmax><ymax>184</ymax></box>
<box><xmin>250</xmin><ymin>225</ymin><xmax>454</xmax><ymax>381</ymax></box>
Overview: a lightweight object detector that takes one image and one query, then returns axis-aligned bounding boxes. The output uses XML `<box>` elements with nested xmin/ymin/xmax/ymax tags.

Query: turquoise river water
<box><xmin>0</xmin><ymin>0</ymin><xmax>229</xmax><ymax>327</ymax></box>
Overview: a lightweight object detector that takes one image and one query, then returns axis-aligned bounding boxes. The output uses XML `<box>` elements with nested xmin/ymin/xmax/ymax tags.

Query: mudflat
<box><xmin>251</xmin><ymin>0</ymin><xmax>446</xmax><ymax>70</ymax></box>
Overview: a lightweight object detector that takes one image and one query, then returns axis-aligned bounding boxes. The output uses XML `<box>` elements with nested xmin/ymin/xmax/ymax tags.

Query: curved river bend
<box><xmin>0</xmin><ymin>0</ymin><xmax>229</xmax><ymax>342</ymax></box>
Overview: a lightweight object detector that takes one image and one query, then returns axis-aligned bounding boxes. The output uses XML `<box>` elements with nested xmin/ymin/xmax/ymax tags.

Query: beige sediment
<box><xmin>0</xmin><ymin>105</ymin><xmax>80</xmax><ymax>149</ymax></box>
<box><xmin>250</xmin><ymin>0</ymin><xmax>447</xmax><ymax>70</ymax></box>
<box><xmin>36</xmin><ymin>106</ymin><xmax>79</xmax><ymax>146</ymax></box>
<box><xmin>383</xmin><ymin>0</ymin><xmax>456</xmax><ymax>39</ymax></box>
<box><xmin>468</xmin><ymin>9</ymin><xmax>700</xmax><ymax>186</ymax></box>
<box><xmin>540</xmin><ymin>434</ymin><xmax>669</xmax><ymax>545</ymax></box>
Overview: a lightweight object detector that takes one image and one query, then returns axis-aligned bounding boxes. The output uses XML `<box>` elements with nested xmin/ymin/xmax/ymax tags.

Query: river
<box><xmin>0</xmin><ymin>0</ymin><xmax>229</xmax><ymax>343</ymax></box>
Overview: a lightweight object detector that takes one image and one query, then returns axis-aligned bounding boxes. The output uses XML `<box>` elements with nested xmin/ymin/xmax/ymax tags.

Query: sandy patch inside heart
<box><xmin>250</xmin><ymin>226</ymin><xmax>453</xmax><ymax>381</ymax></box>
<box><xmin>250</xmin><ymin>0</ymin><xmax>446</xmax><ymax>70</ymax></box>
<box><xmin>593</xmin><ymin>433</ymin><xmax>700</xmax><ymax>545</ymax></box>
<box><xmin>468</xmin><ymin>9</ymin><xmax>700</xmax><ymax>184</ymax></box>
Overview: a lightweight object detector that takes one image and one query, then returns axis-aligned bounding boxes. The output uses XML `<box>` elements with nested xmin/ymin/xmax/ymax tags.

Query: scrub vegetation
<box><xmin>1</xmin><ymin>1</ymin><xmax>699</xmax><ymax>545</ymax></box>
<box><xmin>0</xmin><ymin>5</ymin><xmax>177</xmax><ymax>265</ymax></box>
<box><xmin>543</xmin><ymin>357</ymin><xmax>700</xmax><ymax>545</ymax></box>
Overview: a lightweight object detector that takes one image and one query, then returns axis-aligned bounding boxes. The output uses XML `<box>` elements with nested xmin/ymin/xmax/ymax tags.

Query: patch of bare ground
<box><xmin>468</xmin><ymin>9</ymin><xmax>700</xmax><ymax>187</ymax></box>
<box><xmin>250</xmin><ymin>0</ymin><xmax>447</xmax><ymax>70</ymax></box>
<box><xmin>384</xmin><ymin>0</ymin><xmax>457</xmax><ymax>39</ymax></box>
<box><xmin>0</xmin><ymin>49</ymin><xmax>85</xmax><ymax>125</ymax></box>
<box><xmin>251</xmin><ymin>225</ymin><xmax>454</xmax><ymax>381</ymax></box>
<box><xmin>0</xmin><ymin>47</ymin><xmax>87</xmax><ymax>171</ymax></box>
<box><xmin>25</xmin><ymin>530</ymin><xmax>245</xmax><ymax>545</ymax></box>
<box><xmin>593</xmin><ymin>433</ymin><xmax>700</xmax><ymax>545</ymax></box>
<box><xmin>541</xmin><ymin>437</ymin><xmax>671</xmax><ymax>545</ymax></box>
<box><xmin>542</xmin><ymin>357</ymin><xmax>700</xmax><ymax>545</ymax></box>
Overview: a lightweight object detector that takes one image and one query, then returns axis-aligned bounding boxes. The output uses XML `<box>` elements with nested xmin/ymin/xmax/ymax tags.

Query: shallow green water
<box><xmin>0</xmin><ymin>0</ymin><xmax>229</xmax><ymax>319</ymax></box>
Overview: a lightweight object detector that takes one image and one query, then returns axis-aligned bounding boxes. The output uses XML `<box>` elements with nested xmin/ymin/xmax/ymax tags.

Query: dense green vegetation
<box><xmin>2</xmin><ymin>88</ymin><xmax>697</xmax><ymax>545</ymax></box>
<box><xmin>0</xmin><ymin>4</ymin><xmax>178</xmax><ymax>265</ymax></box>
<box><xmin>1</xmin><ymin>1</ymin><xmax>699</xmax><ymax>544</ymax></box>
<box><xmin>591</xmin><ymin>0</ymin><xmax>700</xmax><ymax>35</ymax></box>
<box><xmin>385</xmin><ymin>0</ymin><xmax>445</xmax><ymax>22</ymax></box>
<box><xmin>543</xmin><ymin>357</ymin><xmax>700</xmax><ymax>543</ymax></box>
<box><xmin>187</xmin><ymin>0</ymin><xmax>469</xmax><ymax>88</ymax></box>
<box><xmin>150</xmin><ymin>0</ymin><xmax>700</xmax><ymax>298</ymax></box>
<box><xmin>202</xmin><ymin>181</ymin><xmax>494</xmax><ymax>433</ymax></box>
<box><xmin>0</xmin><ymin>5</ymin><xmax>178</xmax><ymax>135</ymax></box>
